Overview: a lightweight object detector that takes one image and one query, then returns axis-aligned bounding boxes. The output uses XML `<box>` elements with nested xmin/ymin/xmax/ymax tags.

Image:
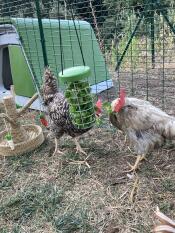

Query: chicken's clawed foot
<box><xmin>127</xmin><ymin>155</ymin><xmax>145</xmax><ymax>173</ymax></box>
<box><xmin>74</xmin><ymin>138</ymin><xmax>87</xmax><ymax>155</ymax></box>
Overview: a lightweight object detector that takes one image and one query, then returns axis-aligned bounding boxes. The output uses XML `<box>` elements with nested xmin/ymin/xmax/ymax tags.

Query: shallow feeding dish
<box><xmin>0</xmin><ymin>124</ymin><xmax>44</xmax><ymax>156</ymax></box>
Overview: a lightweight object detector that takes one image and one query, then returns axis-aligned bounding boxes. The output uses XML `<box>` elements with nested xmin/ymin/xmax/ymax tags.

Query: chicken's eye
<box><xmin>127</xmin><ymin>105</ymin><xmax>133</xmax><ymax>108</ymax></box>
<box><xmin>126</xmin><ymin>105</ymin><xmax>137</xmax><ymax>111</ymax></box>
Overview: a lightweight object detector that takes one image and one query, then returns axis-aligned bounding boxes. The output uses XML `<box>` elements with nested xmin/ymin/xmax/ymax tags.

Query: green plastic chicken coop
<box><xmin>0</xmin><ymin>18</ymin><xmax>111</xmax><ymax>101</ymax></box>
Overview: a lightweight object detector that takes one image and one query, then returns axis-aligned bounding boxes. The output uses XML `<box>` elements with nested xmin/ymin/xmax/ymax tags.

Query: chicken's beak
<box><xmin>111</xmin><ymin>99</ymin><xmax>118</xmax><ymax>112</ymax></box>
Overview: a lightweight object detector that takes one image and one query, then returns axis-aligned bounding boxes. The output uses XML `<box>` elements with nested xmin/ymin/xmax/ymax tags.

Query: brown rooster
<box><xmin>110</xmin><ymin>88</ymin><xmax>175</xmax><ymax>172</ymax></box>
<box><xmin>41</xmin><ymin>67</ymin><xmax>99</xmax><ymax>155</ymax></box>
<box><xmin>154</xmin><ymin>207</ymin><xmax>175</xmax><ymax>233</ymax></box>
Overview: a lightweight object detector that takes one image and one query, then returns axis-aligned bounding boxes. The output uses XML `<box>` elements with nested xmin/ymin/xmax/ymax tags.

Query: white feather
<box><xmin>110</xmin><ymin>97</ymin><xmax>175</xmax><ymax>155</ymax></box>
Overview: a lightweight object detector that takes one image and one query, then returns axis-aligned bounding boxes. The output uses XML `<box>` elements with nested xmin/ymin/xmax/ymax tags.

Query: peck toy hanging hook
<box><xmin>59</xmin><ymin>66</ymin><xmax>96</xmax><ymax>129</ymax></box>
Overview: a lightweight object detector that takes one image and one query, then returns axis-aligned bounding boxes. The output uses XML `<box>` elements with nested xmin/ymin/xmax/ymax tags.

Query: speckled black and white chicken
<box><xmin>110</xmin><ymin>88</ymin><xmax>175</xmax><ymax>171</ymax></box>
<box><xmin>41</xmin><ymin>68</ymin><xmax>97</xmax><ymax>155</ymax></box>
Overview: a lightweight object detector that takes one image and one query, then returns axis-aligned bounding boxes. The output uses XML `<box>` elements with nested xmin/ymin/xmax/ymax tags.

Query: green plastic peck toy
<box><xmin>59</xmin><ymin>66</ymin><xmax>96</xmax><ymax>129</ymax></box>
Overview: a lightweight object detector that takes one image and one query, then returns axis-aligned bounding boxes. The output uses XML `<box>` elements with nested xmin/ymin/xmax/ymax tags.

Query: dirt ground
<box><xmin>0</xmin><ymin>92</ymin><xmax>175</xmax><ymax>233</ymax></box>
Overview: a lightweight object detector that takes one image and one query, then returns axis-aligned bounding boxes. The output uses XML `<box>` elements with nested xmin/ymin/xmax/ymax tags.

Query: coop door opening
<box><xmin>2</xmin><ymin>47</ymin><xmax>13</xmax><ymax>90</ymax></box>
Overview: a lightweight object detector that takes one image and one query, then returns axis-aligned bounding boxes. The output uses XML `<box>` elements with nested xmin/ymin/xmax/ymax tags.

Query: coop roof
<box><xmin>0</xmin><ymin>17</ymin><xmax>91</xmax><ymax>28</ymax></box>
<box><xmin>5</xmin><ymin>18</ymin><xmax>111</xmax><ymax>88</ymax></box>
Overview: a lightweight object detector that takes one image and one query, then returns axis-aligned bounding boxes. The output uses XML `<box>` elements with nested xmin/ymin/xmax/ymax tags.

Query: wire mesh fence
<box><xmin>0</xmin><ymin>0</ymin><xmax>175</xmax><ymax>113</ymax></box>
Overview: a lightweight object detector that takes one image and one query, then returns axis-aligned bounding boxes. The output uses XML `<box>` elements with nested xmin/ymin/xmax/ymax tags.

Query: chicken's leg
<box><xmin>52</xmin><ymin>138</ymin><xmax>64</xmax><ymax>156</ymax></box>
<box><xmin>74</xmin><ymin>138</ymin><xmax>87</xmax><ymax>155</ymax></box>
<box><xmin>127</xmin><ymin>155</ymin><xmax>145</xmax><ymax>172</ymax></box>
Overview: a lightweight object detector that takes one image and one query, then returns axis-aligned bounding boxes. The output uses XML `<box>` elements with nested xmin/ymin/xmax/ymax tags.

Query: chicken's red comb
<box><xmin>96</xmin><ymin>98</ymin><xmax>102</xmax><ymax>109</ymax></box>
<box><xmin>114</xmin><ymin>88</ymin><xmax>126</xmax><ymax>112</ymax></box>
<box><xmin>119</xmin><ymin>88</ymin><xmax>126</xmax><ymax>100</ymax></box>
<box><xmin>95</xmin><ymin>98</ymin><xmax>102</xmax><ymax>117</ymax></box>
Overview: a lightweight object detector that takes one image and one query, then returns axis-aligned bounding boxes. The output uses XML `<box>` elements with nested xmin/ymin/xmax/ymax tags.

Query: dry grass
<box><xmin>0</xmin><ymin>106</ymin><xmax>175</xmax><ymax>233</ymax></box>
<box><xmin>1</xmin><ymin>50</ymin><xmax>175</xmax><ymax>231</ymax></box>
<box><xmin>1</xmin><ymin>15</ymin><xmax>175</xmax><ymax>232</ymax></box>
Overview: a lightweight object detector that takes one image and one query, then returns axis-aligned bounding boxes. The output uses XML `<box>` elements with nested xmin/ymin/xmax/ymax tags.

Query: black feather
<box><xmin>41</xmin><ymin>68</ymin><xmax>92</xmax><ymax>139</ymax></box>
